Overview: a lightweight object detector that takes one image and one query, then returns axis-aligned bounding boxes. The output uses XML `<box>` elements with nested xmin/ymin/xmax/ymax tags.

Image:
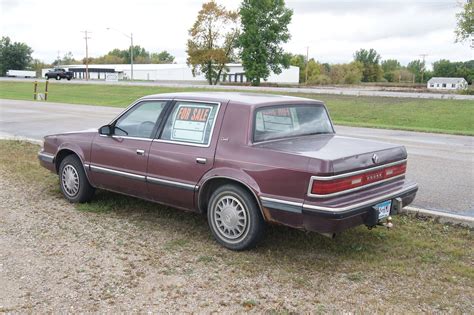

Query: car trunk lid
<box><xmin>254</xmin><ymin>134</ymin><xmax>407</xmax><ymax>175</ymax></box>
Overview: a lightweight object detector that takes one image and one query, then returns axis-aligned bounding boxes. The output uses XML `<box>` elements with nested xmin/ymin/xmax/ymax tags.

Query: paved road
<box><xmin>2</xmin><ymin>77</ymin><xmax>474</xmax><ymax>101</ymax></box>
<box><xmin>1</xmin><ymin>99</ymin><xmax>473</xmax><ymax>215</ymax></box>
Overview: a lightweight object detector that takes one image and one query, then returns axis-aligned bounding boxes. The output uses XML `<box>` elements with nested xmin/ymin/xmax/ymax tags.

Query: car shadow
<box><xmin>73</xmin><ymin>189</ymin><xmax>394</xmax><ymax>262</ymax></box>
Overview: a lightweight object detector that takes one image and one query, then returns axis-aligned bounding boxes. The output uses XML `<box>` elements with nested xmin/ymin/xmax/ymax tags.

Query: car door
<box><xmin>146</xmin><ymin>99</ymin><xmax>226</xmax><ymax>211</ymax></box>
<box><xmin>89</xmin><ymin>99</ymin><xmax>170</xmax><ymax>198</ymax></box>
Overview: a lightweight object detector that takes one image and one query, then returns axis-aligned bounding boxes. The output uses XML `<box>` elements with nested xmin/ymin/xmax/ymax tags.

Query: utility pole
<box><xmin>106</xmin><ymin>28</ymin><xmax>134</xmax><ymax>80</ymax></box>
<box><xmin>130</xmin><ymin>33</ymin><xmax>134</xmax><ymax>81</ymax></box>
<box><xmin>419</xmin><ymin>53</ymin><xmax>428</xmax><ymax>83</ymax></box>
<box><xmin>81</xmin><ymin>30</ymin><xmax>91</xmax><ymax>80</ymax></box>
<box><xmin>305</xmin><ymin>46</ymin><xmax>309</xmax><ymax>85</ymax></box>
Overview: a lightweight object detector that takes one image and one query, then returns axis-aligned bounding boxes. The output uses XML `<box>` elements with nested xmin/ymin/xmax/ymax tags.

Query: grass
<box><xmin>0</xmin><ymin>81</ymin><xmax>473</xmax><ymax>135</ymax></box>
<box><xmin>1</xmin><ymin>139</ymin><xmax>473</xmax><ymax>311</ymax></box>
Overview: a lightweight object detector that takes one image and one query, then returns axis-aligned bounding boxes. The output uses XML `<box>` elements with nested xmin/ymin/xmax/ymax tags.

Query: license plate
<box><xmin>374</xmin><ymin>200</ymin><xmax>392</xmax><ymax>220</ymax></box>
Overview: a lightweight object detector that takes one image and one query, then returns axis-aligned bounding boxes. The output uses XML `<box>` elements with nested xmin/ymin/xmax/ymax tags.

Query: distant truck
<box><xmin>45</xmin><ymin>68</ymin><xmax>73</xmax><ymax>80</ymax></box>
<box><xmin>6</xmin><ymin>70</ymin><xmax>37</xmax><ymax>78</ymax></box>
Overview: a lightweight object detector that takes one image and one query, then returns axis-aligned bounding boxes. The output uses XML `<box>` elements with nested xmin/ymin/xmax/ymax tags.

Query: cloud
<box><xmin>0</xmin><ymin>0</ymin><xmax>470</xmax><ymax>65</ymax></box>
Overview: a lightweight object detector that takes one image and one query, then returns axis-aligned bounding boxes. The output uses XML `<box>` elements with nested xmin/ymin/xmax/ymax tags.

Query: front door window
<box><xmin>115</xmin><ymin>101</ymin><xmax>167</xmax><ymax>138</ymax></box>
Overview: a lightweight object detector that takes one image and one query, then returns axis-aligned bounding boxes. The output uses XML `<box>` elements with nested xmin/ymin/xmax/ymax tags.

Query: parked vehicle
<box><xmin>6</xmin><ymin>70</ymin><xmax>36</xmax><ymax>78</ymax></box>
<box><xmin>45</xmin><ymin>68</ymin><xmax>73</xmax><ymax>80</ymax></box>
<box><xmin>38</xmin><ymin>92</ymin><xmax>418</xmax><ymax>250</ymax></box>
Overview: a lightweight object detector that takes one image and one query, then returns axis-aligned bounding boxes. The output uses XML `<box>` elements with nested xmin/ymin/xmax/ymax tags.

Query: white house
<box><xmin>427</xmin><ymin>77</ymin><xmax>468</xmax><ymax>90</ymax></box>
<box><xmin>42</xmin><ymin>63</ymin><xmax>300</xmax><ymax>84</ymax></box>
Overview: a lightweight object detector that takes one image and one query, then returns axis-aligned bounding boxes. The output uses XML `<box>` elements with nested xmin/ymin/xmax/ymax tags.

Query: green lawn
<box><xmin>1</xmin><ymin>81</ymin><xmax>473</xmax><ymax>135</ymax></box>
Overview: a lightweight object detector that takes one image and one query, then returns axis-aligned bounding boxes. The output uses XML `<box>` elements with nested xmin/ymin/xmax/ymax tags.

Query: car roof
<box><xmin>140</xmin><ymin>92</ymin><xmax>324</xmax><ymax>107</ymax></box>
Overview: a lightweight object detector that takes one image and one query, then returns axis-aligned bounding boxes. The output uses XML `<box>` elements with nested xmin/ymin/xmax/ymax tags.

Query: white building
<box><xmin>427</xmin><ymin>77</ymin><xmax>468</xmax><ymax>90</ymax></box>
<box><xmin>42</xmin><ymin>63</ymin><xmax>300</xmax><ymax>84</ymax></box>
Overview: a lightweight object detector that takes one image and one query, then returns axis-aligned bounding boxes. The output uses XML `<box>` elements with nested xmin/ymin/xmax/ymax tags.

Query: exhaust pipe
<box><xmin>319</xmin><ymin>232</ymin><xmax>337</xmax><ymax>239</ymax></box>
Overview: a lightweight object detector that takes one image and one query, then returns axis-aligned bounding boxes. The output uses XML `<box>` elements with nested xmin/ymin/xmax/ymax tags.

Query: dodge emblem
<box><xmin>372</xmin><ymin>153</ymin><xmax>379</xmax><ymax>164</ymax></box>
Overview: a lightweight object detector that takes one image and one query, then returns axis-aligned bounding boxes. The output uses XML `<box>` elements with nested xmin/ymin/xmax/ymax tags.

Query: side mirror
<box><xmin>99</xmin><ymin>125</ymin><xmax>112</xmax><ymax>135</ymax></box>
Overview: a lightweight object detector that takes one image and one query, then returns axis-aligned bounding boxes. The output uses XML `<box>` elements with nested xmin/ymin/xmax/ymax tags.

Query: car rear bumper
<box><xmin>260</xmin><ymin>179</ymin><xmax>418</xmax><ymax>234</ymax></box>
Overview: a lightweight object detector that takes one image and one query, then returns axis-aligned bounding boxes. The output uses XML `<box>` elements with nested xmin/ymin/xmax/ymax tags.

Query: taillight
<box><xmin>311</xmin><ymin>162</ymin><xmax>406</xmax><ymax>196</ymax></box>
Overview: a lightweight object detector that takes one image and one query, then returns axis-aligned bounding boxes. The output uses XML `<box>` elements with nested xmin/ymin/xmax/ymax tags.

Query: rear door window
<box><xmin>159</xmin><ymin>101</ymin><xmax>220</xmax><ymax>146</ymax></box>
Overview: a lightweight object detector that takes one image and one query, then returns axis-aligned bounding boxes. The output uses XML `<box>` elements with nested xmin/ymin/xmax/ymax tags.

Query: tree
<box><xmin>381</xmin><ymin>59</ymin><xmax>401</xmax><ymax>82</ymax></box>
<box><xmin>432</xmin><ymin>59</ymin><xmax>457</xmax><ymax>77</ymax></box>
<box><xmin>432</xmin><ymin>59</ymin><xmax>474</xmax><ymax>84</ymax></box>
<box><xmin>187</xmin><ymin>1</ymin><xmax>240</xmax><ymax>85</ymax></box>
<box><xmin>455</xmin><ymin>1</ymin><xmax>473</xmax><ymax>43</ymax></box>
<box><xmin>31</xmin><ymin>59</ymin><xmax>51</xmax><ymax>77</ymax></box>
<box><xmin>238</xmin><ymin>0</ymin><xmax>293</xmax><ymax>86</ymax></box>
<box><xmin>151</xmin><ymin>51</ymin><xmax>175</xmax><ymax>64</ymax></box>
<box><xmin>0</xmin><ymin>36</ymin><xmax>33</xmax><ymax>75</ymax></box>
<box><xmin>53</xmin><ymin>52</ymin><xmax>80</xmax><ymax>66</ymax></box>
<box><xmin>289</xmin><ymin>54</ymin><xmax>306</xmax><ymax>83</ymax></box>
<box><xmin>407</xmin><ymin>59</ymin><xmax>426</xmax><ymax>82</ymax></box>
<box><xmin>354</xmin><ymin>48</ymin><xmax>382</xmax><ymax>82</ymax></box>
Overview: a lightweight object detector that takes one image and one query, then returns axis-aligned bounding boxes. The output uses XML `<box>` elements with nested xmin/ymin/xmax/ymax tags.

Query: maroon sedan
<box><xmin>38</xmin><ymin>92</ymin><xmax>418</xmax><ymax>250</ymax></box>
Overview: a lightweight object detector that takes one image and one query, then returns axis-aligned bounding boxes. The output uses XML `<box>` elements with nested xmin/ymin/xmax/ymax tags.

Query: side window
<box><xmin>160</xmin><ymin>101</ymin><xmax>219</xmax><ymax>146</ymax></box>
<box><xmin>114</xmin><ymin>101</ymin><xmax>167</xmax><ymax>138</ymax></box>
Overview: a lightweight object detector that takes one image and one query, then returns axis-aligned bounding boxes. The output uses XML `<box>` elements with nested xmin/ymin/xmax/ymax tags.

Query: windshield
<box><xmin>253</xmin><ymin>104</ymin><xmax>333</xmax><ymax>142</ymax></box>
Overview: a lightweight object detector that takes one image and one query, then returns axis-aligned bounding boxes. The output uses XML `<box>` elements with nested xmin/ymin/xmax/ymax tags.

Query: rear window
<box><xmin>253</xmin><ymin>104</ymin><xmax>333</xmax><ymax>142</ymax></box>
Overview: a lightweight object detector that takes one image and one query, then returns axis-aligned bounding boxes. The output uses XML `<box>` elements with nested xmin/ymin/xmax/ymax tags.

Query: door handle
<box><xmin>136</xmin><ymin>149</ymin><xmax>145</xmax><ymax>155</ymax></box>
<box><xmin>196</xmin><ymin>157</ymin><xmax>207</xmax><ymax>164</ymax></box>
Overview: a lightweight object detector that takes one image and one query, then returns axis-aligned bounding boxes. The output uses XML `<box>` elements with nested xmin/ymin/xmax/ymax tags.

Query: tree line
<box><xmin>289</xmin><ymin>49</ymin><xmax>474</xmax><ymax>85</ymax></box>
<box><xmin>0</xmin><ymin>35</ymin><xmax>175</xmax><ymax>76</ymax></box>
<box><xmin>1</xmin><ymin>0</ymin><xmax>472</xmax><ymax>84</ymax></box>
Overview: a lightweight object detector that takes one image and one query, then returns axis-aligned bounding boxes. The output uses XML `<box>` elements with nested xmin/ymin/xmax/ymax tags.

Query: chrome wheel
<box><xmin>213</xmin><ymin>195</ymin><xmax>248</xmax><ymax>240</ymax></box>
<box><xmin>61</xmin><ymin>164</ymin><xmax>79</xmax><ymax>197</ymax></box>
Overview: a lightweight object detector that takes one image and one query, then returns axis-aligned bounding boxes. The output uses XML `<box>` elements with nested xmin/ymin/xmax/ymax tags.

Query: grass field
<box><xmin>0</xmin><ymin>140</ymin><xmax>473</xmax><ymax>312</ymax></box>
<box><xmin>0</xmin><ymin>81</ymin><xmax>473</xmax><ymax>135</ymax></box>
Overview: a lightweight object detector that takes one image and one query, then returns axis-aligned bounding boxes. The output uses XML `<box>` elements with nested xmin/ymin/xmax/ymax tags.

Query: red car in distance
<box><xmin>38</xmin><ymin>92</ymin><xmax>418</xmax><ymax>250</ymax></box>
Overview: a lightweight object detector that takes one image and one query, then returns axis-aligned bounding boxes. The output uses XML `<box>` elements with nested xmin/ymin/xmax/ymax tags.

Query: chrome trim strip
<box><xmin>260</xmin><ymin>197</ymin><xmax>303</xmax><ymax>207</ymax></box>
<box><xmin>260</xmin><ymin>197</ymin><xmax>303</xmax><ymax>214</ymax></box>
<box><xmin>312</xmin><ymin>159</ymin><xmax>407</xmax><ymax>181</ymax></box>
<box><xmin>38</xmin><ymin>152</ymin><xmax>54</xmax><ymax>163</ymax></box>
<box><xmin>153</xmin><ymin>139</ymin><xmax>211</xmax><ymax>148</ymax></box>
<box><xmin>89</xmin><ymin>165</ymin><xmax>146</xmax><ymax>181</ymax></box>
<box><xmin>99</xmin><ymin>134</ymin><xmax>153</xmax><ymax>141</ymax></box>
<box><xmin>308</xmin><ymin>174</ymin><xmax>406</xmax><ymax>198</ymax></box>
<box><xmin>146</xmin><ymin>176</ymin><xmax>197</xmax><ymax>191</ymax></box>
<box><xmin>303</xmin><ymin>183</ymin><xmax>418</xmax><ymax>213</ymax></box>
<box><xmin>84</xmin><ymin>163</ymin><xmax>90</xmax><ymax>169</ymax></box>
<box><xmin>307</xmin><ymin>159</ymin><xmax>408</xmax><ymax>198</ymax></box>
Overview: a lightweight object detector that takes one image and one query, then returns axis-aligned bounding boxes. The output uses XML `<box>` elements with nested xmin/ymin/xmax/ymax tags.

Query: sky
<box><xmin>1</xmin><ymin>0</ymin><xmax>472</xmax><ymax>67</ymax></box>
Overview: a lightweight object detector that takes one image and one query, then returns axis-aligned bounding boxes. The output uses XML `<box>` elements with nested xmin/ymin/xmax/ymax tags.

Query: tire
<box><xmin>56</xmin><ymin>75</ymin><xmax>61</xmax><ymax>80</ymax></box>
<box><xmin>67</xmin><ymin>77</ymin><xmax>71</xmax><ymax>81</ymax></box>
<box><xmin>207</xmin><ymin>184</ymin><xmax>265</xmax><ymax>251</ymax></box>
<box><xmin>45</xmin><ymin>75</ymin><xmax>49</xmax><ymax>80</ymax></box>
<box><xmin>58</xmin><ymin>155</ymin><xmax>95</xmax><ymax>203</ymax></box>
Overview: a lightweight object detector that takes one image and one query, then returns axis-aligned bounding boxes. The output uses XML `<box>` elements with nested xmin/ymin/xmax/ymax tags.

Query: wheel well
<box><xmin>198</xmin><ymin>178</ymin><xmax>263</xmax><ymax>217</ymax></box>
<box><xmin>54</xmin><ymin>149</ymin><xmax>76</xmax><ymax>173</ymax></box>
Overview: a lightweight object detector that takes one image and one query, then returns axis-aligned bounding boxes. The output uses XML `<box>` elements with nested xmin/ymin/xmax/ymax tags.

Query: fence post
<box><xmin>45</xmin><ymin>80</ymin><xmax>49</xmax><ymax>101</ymax></box>
<box><xmin>33</xmin><ymin>81</ymin><xmax>38</xmax><ymax>100</ymax></box>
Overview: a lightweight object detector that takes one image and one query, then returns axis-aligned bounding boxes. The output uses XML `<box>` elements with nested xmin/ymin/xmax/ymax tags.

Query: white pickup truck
<box><xmin>6</xmin><ymin>70</ymin><xmax>37</xmax><ymax>78</ymax></box>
